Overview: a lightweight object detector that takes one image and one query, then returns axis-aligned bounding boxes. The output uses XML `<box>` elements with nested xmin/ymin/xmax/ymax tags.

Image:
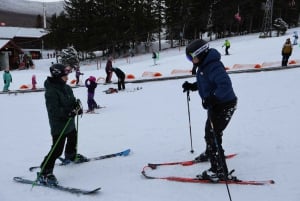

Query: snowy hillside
<box><xmin>0</xmin><ymin>0</ymin><xmax>64</xmax><ymax>16</ymax></box>
<box><xmin>1</xmin><ymin>29</ymin><xmax>300</xmax><ymax>201</ymax></box>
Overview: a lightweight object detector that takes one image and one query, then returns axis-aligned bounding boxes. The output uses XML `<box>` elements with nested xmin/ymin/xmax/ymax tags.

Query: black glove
<box><xmin>74</xmin><ymin>99</ymin><xmax>83</xmax><ymax>114</ymax></box>
<box><xmin>4</xmin><ymin>80</ymin><xmax>6</xmax><ymax>84</ymax></box>
<box><xmin>191</xmin><ymin>65</ymin><xmax>197</xmax><ymax>75</ymax></box>
<box><xmin>202</xmin><ymin>95</ymin><xmax>219</xmax><ymax>109</ymax></box>
<box><xmin>68</xmin><ymin>110</ymin><xmax>77</xmax><ymax>118</ymax></box>
<box><xmin>68</xmin><ymin>108</ymin><xmax>83</xmax><ymax>117</ymax></box>
<box><xmin>68</xmin><ymin>99</ymin><xmax>83</xmax><ymax>117</ymax></box>
<box><xmin>77</xmin><ymin>108</ymin><xmax>83</xmax><ymax>115</ymax></box>
<box><xmin>182</xmin><ymin>81</ymin><xmax>198</xmax><ymax>92</ymax></box>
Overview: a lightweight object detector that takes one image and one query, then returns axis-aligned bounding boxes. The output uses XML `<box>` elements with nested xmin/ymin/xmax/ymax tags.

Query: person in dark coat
<box><xmin>112</xmin><ymin>67</ymin><xmax>125</xmax><ymax>90</ymax></box>
<box><xmin>105</xmin><ymin>56</ymin><xmax>113</xmax><ymax>83</ymax></box>
<box><xmin>182</xmin><ymin>39</ymin><xmax>237</xmax><ymax>182</ymax></box>
<box><xmin>75</xmin><ymin>67</ymin><xmax>84</xmax><ymax>85</ymax></box>
<box><xmin>85</xmin><ymin>76</ymin><xmax>99</xmax><ymax>112</ymax></box>
<box><xmin>152</xmin><ymin>51</ymin><xmax>157</xmax><ymax>65</ymax></box>
<box><xmin>38</xmin><ymin>64</ymin><xmax>86</xmax><ymax>185</ymax></box>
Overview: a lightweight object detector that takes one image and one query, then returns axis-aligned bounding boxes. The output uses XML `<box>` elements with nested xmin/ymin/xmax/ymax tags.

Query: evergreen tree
<box><xmin>35</xmin><ymin>14</ymin><xmax>43</xmax><ymax>28</ymax></box>
<box><xmin>43</xmin><ymin>0</ymin><xmax>300</xmax><ymax>55</ymax></box>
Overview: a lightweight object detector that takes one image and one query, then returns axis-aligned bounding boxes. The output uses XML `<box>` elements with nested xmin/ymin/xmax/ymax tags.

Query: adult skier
<box><xmin>105</xmin><ymin>56</ymin><xmax>113</xmax><ymax>83</ymax></box>
<box><xmin>182</xmin><ymin>39</ymin><xmax>237</xmax><ymax>182</ymax></box>
<box><xmin>281</xmin><ymin>38</ymin><xmax>293</xmax><ymax>66</ymax></box>
<box><xmin>112</xmin><ymin>67</ymin><xmax>126</xmax><ymax>90</ymax></box>
<box><xmin>75</xmin><ymin>67</ymin><xmax>84</xmax><ymax>85</ymax></box>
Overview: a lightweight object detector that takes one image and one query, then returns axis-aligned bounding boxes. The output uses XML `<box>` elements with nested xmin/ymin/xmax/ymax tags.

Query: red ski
<box><xmin>148</xmin><ymin>153</ymin><xmax>237</xmax><ymax>169</ymax></box>
<box><xmin>142</xmin><ymin>166</ymin><xmax>274</xmax><ymax>185</ymax></box>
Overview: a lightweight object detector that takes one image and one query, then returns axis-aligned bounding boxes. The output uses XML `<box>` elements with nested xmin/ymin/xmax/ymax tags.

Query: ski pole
<box><xmin>186</xmin><ymin>91</ymin><xmax>194</xmax><ymax>153</ymax></box>
<box><xmin>32</xmin><ymin>117</ymin><xmax>72</xmax><ymax>189</ymax></box>
<box><xmin>74</xmin><ymin>99</ymin><xmax>83</xmax><ymax>161</ymax></box>
<box><xmin>209</xmin><ymin>118</ymin><xmax>232</xmax><ymax>201</ymax></box>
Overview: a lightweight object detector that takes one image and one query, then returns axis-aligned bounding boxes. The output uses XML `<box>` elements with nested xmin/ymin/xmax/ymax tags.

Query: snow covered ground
<box><xmin>1</xmin><ymin>29</ymin><xmax>300</xmax><ymax>201</ymax></box>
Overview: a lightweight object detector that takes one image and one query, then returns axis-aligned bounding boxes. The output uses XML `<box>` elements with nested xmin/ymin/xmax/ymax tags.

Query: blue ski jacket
<box><xmin>195</xmin><ymin>48</ymin><xmax>236</xmax><ymax>104</ymax></box>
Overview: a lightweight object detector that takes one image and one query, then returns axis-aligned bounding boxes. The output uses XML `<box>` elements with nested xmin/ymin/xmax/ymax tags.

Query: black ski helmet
<box><xmin>49</xmin><ymin>63</ymin><xmax>71</xmax><ymax>77</ymax></box>
<box><xmin>186</xmin><ymin>39</ymin><xmax>209</xmax><ymax>62</ymax></box>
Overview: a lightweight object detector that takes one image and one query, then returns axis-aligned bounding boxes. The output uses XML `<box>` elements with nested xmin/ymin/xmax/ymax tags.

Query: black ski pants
<box><xmin>40</xmin><ymin>129</ymin><xmax>77</xmax><ymax>174</ymax></box>
<box><xmin>204</xmin><ymin>99</ymin><xmax>237</xmax><ymax>174</ymax></box>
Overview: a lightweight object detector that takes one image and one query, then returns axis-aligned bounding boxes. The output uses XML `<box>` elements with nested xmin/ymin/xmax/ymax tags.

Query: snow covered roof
<box><xmin>0</xmin><ymin>39</ymin><xmax>9</xmax><ymax>48</ymax></box>
<box><xmin>0</xmin><ymin>39</ymin><xmax>23</xmax><ymax>52</ymax></box>
<box><xmin>0</xmin><ymin>26</ymin><xmax>48</xmax><ymax>39</ymax></box>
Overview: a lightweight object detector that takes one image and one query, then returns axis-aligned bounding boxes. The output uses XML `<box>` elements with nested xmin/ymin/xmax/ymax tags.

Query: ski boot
<box><xmin>194</xmin><ymin>151</ymin><xmax>209</xmax><ymax>162</ymax></box>
<box><xmin>197</xmin><ymin>168</ymin><xmax>220</xmax><ymax>183</ymax></box>
<box><xmin>86</xmin><ymin>109</ymin><xmax>95</xmax><ymax>113</ymax></box>
<box><xmin>197</xmin><ymin>169</ymin><xmax>237</xmax><ymax>183</ymax></box>
<box><xmin>73</xmin><ymin>153</ymin><xmax>89</xmax><ymax>163</ymax></box>
<box><xmin>37</xmin><ymin>172</ymin><xmax>58</xmax><ymax>186</ymax></box>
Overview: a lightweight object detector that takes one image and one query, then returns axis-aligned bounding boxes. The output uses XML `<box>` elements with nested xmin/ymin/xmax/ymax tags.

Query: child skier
<box><xmin>85</xmin><ymin>76</ymin><xmax>99</xmax><ymax>113</ymax></box>
<box><xmin>3</xmin><ymin>68</ymin><xmax>12</xmax><ymax>92</ymax></box>
<box><xmin>32</xmin><ymin>75</ymin><xmax>37</xmax><ymax>90</ymax></box>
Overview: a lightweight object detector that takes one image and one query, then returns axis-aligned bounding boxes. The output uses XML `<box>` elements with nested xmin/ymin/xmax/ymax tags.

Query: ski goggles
<box><xmin>64</xmin><ymin>66</ymin><xmax>73</xmax><ymax>75</ymax></box>
<box><xmin>186</xmin><ymin>43</ymin><xmax>209</xmax><ymax>62</ymax></box>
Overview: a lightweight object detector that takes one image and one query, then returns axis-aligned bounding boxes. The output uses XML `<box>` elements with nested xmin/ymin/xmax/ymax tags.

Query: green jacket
<box><xmin>3</xmin><ymin>71</ymin><xmax>12</xmax><ymax>83</ymax></box>
<box><xmin>44</xmin><ymin>77</ymin><xmax>77</xmax><ymax>136</ymax></box>
<box><xmin>223</xmin><ymin>40</ymin><xmax>230</xmax><ymax>47</ymax></box>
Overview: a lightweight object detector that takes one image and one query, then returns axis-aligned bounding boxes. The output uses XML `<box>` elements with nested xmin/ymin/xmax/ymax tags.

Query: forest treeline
<box><xmin>43</xmin><ymin>0</ymin><xmax>300</xmax><ymax>56</ymax></box>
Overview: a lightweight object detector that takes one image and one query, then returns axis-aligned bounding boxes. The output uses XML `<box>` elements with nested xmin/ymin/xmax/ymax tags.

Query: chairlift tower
<box><xmin>260</xmin><ymin>0</ymin><xmax>274</xmax><ymax>38</ymax></box>
<box><xmin>206</xmin><ymin>0</ymin><xmax>221</xmax><ymax>40</ymax></box>
<box><xmin>43</xmin><ymin>1</ymin><xmax>47</xmax><ymax>29</ymax></box>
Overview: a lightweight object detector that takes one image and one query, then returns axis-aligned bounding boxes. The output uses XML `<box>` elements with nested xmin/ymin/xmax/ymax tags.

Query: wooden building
<box><xmin>0</xmin><ymin>26</ymin><xmax>48</xmax><ymax>70</ymax></box>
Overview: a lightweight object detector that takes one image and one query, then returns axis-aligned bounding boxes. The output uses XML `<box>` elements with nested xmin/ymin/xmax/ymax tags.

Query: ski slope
<box><xmin>1</xmin><ymin>29</ymin><xmax>300</xmax><ymax>201</ymax></box>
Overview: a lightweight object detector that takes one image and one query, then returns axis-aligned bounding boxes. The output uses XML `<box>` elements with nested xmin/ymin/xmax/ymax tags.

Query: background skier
<box><xmin>32</xmin><ymin>74</ymin><xmax>37</xmax><ymax>90</ymax></box>
<box><xmin>3</xmin><ymin>68</ymin><xmax>12</xmax><ymax>92</ymax></box>
<box><xmin>85</xmin><ymin>76</ymin><xmax>99</xmax><ymax>113</ymax></box>
<box><xmin>105</xmin><ymin>56</ymin><xmax>113</xmax><ymax>83</ymax></box>
<box><xmin>112</xmin><ymin>67</ymin><xmax>126</xmax><ymax>90</ymax></box>
<box><xmin>281</xmin><ymin>38</ymin><xmax>293</xmax><ymax>66</ymax></box>
<box><xmin>152</xmin><ymin>51</ymin><xmax>157</xmax><ymax>65</ymax></box>
<box><xmin>222</xmin><ymin>39</ymin><xmax>230</xmax><ymax>55</ymax></box>
<box><xmin>75</xmin><ymin>67</ymin><xmax>84</xmax><ymax>85</ymax></box>
<box><xmin>292</xmin><ymin>31</ymin><xmax>298</xmax><ymax>45</ymax></box>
